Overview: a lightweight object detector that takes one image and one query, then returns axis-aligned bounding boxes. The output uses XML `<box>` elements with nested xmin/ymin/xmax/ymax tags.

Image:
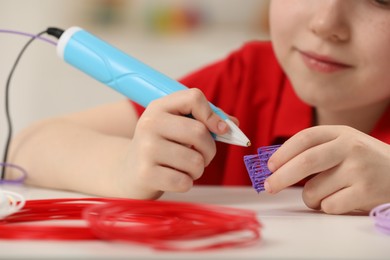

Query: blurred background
<box><xmin>0</xmin><ymin>0</ymin><xmax>270</xmax><ymax>156</ymax></box>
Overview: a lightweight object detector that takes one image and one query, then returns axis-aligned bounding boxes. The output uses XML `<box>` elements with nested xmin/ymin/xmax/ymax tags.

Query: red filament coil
<box><xmin>0</xmin><ymin>198</ymin><xmax>261</xmax><ymax>251</ymax></box>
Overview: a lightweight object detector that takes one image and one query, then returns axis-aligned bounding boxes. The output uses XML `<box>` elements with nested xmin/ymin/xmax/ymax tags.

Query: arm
<box><xmin>8</xmin><ymin>89</ymin><xmax>230</xmax><ymax>199</ymax></box>
<box><xmin>8</xmin><ymin>99</ymin><xmax>138</xmax><ymax>197</ymax></box>
<box><xmin>265</xmin><ymin>125</ymin><xmax>390</xmax><ymax>214</ymax></box>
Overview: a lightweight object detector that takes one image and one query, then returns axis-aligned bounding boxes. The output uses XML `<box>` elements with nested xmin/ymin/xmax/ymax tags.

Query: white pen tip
<box><xmin>215</xmin><ymin>119</ymin><xmax>251</xmax><ymax>147</ymax></box>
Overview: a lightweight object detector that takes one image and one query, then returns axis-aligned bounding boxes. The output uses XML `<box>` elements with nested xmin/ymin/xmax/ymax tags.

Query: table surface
<box><xmin>0</xmin><ymin>184</ymin><xmax>388</xmax><ymax>260</ymax></box>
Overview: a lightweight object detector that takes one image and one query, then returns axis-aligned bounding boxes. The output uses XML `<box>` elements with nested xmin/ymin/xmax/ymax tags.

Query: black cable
<box><xmin>1</xmin><ymin>30</ymin><xmax>48</xmax><ymax>180</ymax></box>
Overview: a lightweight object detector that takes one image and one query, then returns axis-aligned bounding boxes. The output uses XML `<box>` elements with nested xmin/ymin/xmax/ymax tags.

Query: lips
<box><xmin>299</xmin><ymin>50</ymin><xmax>352</xmax><ymax>73</ymax></box>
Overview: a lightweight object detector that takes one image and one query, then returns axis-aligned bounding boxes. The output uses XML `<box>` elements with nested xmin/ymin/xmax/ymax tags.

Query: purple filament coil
<box><xmin>370</xmin><ymin>203</ymin><xmax>390</xmax><ymax>235</ymax></box>
<box><xmin>0</xmin><ymin>163</ymin><xmax>27</xmax><ymax>184</ymax></box>
<box><xmin>243</xmin><ymin>144</ymin><xmax>281</xmax><ymax>193</ymax></box>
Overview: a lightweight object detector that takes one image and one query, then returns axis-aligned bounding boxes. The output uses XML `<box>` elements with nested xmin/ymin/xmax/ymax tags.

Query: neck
<box><xmin>315</xmin><ymin>101</ymin><xmax>389</xmax><ymax>134</ymax></box>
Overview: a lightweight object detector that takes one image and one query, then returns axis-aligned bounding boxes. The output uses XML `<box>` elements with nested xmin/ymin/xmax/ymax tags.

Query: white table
<box><xmin>0</xmin><ymin>185</ymin><xmax>388</xmax><ymax>259</ymax></box>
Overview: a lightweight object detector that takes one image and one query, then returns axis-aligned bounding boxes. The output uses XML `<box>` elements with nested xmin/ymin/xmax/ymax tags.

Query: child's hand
<box><xmin>265</xmin><ymin>125</ymin><xmax>390</xmax><ymax>214</ymax></box>
<box><xmin>118</xmin><ymin>88</ymin><xmax>230</xmax><ymax>199</ymax></box>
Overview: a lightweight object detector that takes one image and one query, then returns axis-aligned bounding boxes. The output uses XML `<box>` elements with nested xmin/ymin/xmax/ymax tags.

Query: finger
<box><xmin>268</xmin><ymin>126</ymin><xmax>340</xmax><ymax>172</ymax></box>
<box><xmin>143</xmin><ymin>113</ymin><xmax>216</xmax><ymax>166</ymax></box>
<box><xmin>319</xmin><ymin>187</ymin><xmax>359</xmax><ymax>214</ymax></box>
<box><xmin>266</xmin><ymin>138</ymin><xmax>345</xmax><ymax>193</ymax></box>
<box><xmin>146</xmin><ymin>165</ymin><xmax>194</xmax><ymax>193</ymax></box>
<box><xmin>152</xmin><ymin>139</ymin><xmax>207</xmax><ymax>180</ymax></box>
<box><xmin>302</xmin><ymin>165</ymin><xmax>347</xmax><ymax>210</ymax></box>
<box><xmin>152</xmin><ymin>88</ymin><xmax>230</xmax><ymax>135</ymax></box>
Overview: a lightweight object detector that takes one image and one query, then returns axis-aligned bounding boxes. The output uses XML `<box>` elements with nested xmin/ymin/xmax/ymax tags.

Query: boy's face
<box><xmin>269</xmin><ymin>0</ymin><xmax>390</xmax><ymax>112</ymax></box>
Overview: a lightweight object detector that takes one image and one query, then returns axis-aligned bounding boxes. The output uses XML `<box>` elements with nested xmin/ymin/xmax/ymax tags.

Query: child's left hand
<box><xmin>265</xmin><ymin>125</ymin><xmax>390</xmax><ymax>214</ymax></box>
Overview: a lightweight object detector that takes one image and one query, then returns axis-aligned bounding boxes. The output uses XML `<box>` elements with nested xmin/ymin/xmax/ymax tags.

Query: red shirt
<box><xmin>133</xmin><ymin>41</ymin><xmax>390</xmax><ymax>187</ymax></box>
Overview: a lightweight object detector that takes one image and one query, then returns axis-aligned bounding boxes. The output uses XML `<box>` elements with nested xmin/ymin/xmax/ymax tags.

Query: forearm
<box><xmin>8</xmin><ymin>118</ymin><xmax>132</xmax><ymax>197</ymax></box>
<box><xmin>6</xmin><ymin>90</ymin><xmax>229</xmax><ymax>200</ymax></box>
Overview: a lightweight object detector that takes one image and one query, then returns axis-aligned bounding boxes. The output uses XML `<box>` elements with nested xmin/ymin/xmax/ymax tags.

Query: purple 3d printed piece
<box><xmin>243</xmin><ymin>144</ymin><xmax>281</xmax><ymax>193</ymax></box>
<box><xmin>370</xmin><ymin>203</ymin><xmax>390</xmax><ymax>235</ymax></box>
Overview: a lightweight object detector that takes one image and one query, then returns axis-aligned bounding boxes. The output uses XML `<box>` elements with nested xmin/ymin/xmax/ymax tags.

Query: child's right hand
<box><xmin>117</xmin><ymin>88</ymin><xmax>230</xmax><ymax>199</ymax></box>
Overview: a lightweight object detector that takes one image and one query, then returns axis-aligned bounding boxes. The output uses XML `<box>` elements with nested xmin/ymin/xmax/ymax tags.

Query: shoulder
<box><xmin>226</xmin><ymin>41</ymin><xmax>280</xmax><ymax>71</ymax></box>
<box><xmin>227</xmin><ymin>41</ymin><xmax>285</xmax><ymax>85</ymax></box>
<box><xmin>210</xmin><ymin>40</ymin><xmax>281</xmax><ymax>75</ymax></box>
<box><xmin>179</xmin><ymin>40</ymin><xmax>287</xmax><ymax>116</ymax></box>
<box><xmin>230</xmin><ymin>41</ymin><xmax>278</xmax><ymax>63</ymax></box>
<box><xmin>180</xmin><ymin>41</ymin><xmax>283</xmax><ymax>89</ymax></box>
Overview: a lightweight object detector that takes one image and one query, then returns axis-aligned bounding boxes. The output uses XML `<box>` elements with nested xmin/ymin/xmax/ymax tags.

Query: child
<box><xmin>8</xmin><ymin>0</ymin><xmax>390</xmax><ymax>214</ymax></box>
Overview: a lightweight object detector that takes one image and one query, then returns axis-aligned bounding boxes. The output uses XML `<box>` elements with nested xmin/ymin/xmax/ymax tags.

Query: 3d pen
<box><xmin>55</xmin><ymin>26</ymin><xmax>251</xmax><ymax>147</ymax></box>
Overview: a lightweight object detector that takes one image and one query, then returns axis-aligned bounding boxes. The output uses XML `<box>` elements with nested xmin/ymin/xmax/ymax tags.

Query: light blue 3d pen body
<box><xmin>56</xmin><ymin>27</ymin><xmax>250</xmax><ymax>147</ymax></box>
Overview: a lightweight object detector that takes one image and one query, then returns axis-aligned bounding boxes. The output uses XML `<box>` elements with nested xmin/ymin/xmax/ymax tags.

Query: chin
<box><xmin>294</xmin><ymin>88</ymin><xmax>340</xmax><ymax>108</ymax></box>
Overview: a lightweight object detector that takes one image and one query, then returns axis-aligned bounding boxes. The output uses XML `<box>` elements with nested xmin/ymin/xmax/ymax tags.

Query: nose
<box><xmin>308</xmin><ymin>0</ymin><xmax>350</xmax><ymax>42</ymax></box>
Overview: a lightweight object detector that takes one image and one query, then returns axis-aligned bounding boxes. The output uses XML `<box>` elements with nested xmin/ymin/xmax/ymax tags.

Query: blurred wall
<box><xmin>0</xmin><ymin>0</ymin><xmax>269</xmax><ymax>157</ymax></box>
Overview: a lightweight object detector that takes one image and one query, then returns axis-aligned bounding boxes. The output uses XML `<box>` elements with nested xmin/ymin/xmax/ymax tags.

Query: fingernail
<box><xmin>264</xmin><ymin>180</ymin><xmax>272</xmax><ymax>193</ymax></box>
<box><xmin>217</xmin><ymin>121</ymin><xmax>228</xmax><ymax>132</ymax></box>
<box><xmin>268</xmin><ymin>161</ymin><xmax>275</xmax><ymax>172</ymax></box>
